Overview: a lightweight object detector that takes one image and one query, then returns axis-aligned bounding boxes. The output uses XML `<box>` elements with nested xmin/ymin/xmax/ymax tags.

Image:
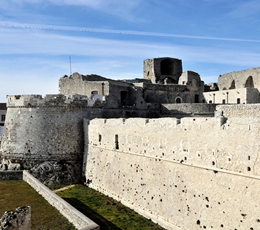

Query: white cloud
<box><xmin>3</xmin><ymin>0</ymin><xmax>142</xmax><ymax>21</ymax></box>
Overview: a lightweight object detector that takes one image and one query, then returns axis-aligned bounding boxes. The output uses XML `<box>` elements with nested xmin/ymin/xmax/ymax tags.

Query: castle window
<box><xmin>1</xmin><ymin>115</ymin><xmax>5</xmax><ymax>122</ymax></box>
<box><xmin>115</xmin><ymin>134</ymin><xmax>119</xmax><ymax>149</ymax></box>
<box><xmin>222</xmin><ymin>99</ymin><xmax>226</xmax><ymax>104</ymax></box>
<box><xmin>98</xmin><ymin>134</ymin><xmax>102</xmax><ymax>142</ymax></box>
<box><xmin>91</xmin><ymin>90</ymin><xmax>98</xmax><ymax>95</ymax></box>
<box><xmin>237</xmin><ymin>98</ymin><xmax>240</xmax><ymax>104</ymax></box>
<box><xmin>175</xmin><ymin>97</ymin><xmax>182</xmax><ymax>104</ymax></box>
<box><xmin>195</xmin><ymin>94</ymin><xmax>199</xmax><ymax>103</ymax></box>
<box><xmin>209</xmin><ymin>100</ymin><xmax>212</xmax><ymax>104</ymax></box>
<box><xmin>120</xmin><ymin>91</ymin><xmax>128</xmax><ymax>106</ymax></box>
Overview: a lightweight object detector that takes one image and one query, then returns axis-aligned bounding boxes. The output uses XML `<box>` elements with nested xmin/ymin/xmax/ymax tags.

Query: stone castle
<box><xmin>1</xmin><ymin>57</ymin><xmax>260</xmax><ymax>229</ymax></box>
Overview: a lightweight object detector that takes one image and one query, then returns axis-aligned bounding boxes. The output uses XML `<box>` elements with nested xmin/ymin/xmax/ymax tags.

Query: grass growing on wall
<box><xmin>54</xmin><ymin>184</ymin><xmax>165</xmax><ymax>230</ymax></box>
<box><xmin>0</xmin><ymin>180</ymin><xmax>76</xmax><ymax>230</ymax></box>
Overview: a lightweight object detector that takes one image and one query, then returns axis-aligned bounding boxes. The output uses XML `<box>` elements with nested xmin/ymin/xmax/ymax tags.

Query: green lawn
<box><xmin>0</xmin><ymin>180</ymin><xmax>76</xmax><ymax>230</ymax></box>
<box><xmin>54</xmin><ymin>184</ymin><xmax>165</xmax><ymax>230</ymax></box>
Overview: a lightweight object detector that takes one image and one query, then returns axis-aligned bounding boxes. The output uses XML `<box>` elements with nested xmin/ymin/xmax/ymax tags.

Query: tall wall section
<box><xmin>0</xmin><ymin>94</ymin><xmax>103</xmax><ymax>184</ymax></box>
<box><xmin>84</xmin><ymin>111</ymin><xmax>260</xmax><ymax>230</ymax></box>
<box><xmin>218</xmin><ymin>67</ymin><xmax>260</xmax><ymax>90</ymax></box>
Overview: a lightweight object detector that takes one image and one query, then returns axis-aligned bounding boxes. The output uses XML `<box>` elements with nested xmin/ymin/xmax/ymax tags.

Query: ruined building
<box><xmin>1</xmin><ymin>57</ymin><xmax>260</xmax><ymax>229</ymax></box>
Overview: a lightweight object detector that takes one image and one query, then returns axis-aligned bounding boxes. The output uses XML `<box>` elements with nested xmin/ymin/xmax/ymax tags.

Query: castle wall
<box><xmin>0</xmin><ymin>95</ymin><xmax>103</xmax><ymax>184</ymax></box>
<box><xmin>160</xmin><ymin>103</ymin><xmax>216</xmax><ymax>117</ymax></box>
<box><xmin>218</xmin><ymin>67</ymin><xmax>260</xmax><ymax>91</ymax></box>
<box><xmin>217</xmin><ymin>103</ymin><xmax>260</xmax><ymax>117</ymax></box>
<box><xmin>59</xmin><ymin>73</ymin><xmax>110</xmax><ymax>97</ymax></box>
<box><xmin>143</xmin><ymin>58</ymin><xmax>182</xmax><ymax>84</ymax></box>
<box><xmin>85</xmin><ymin>115</ymin><xmax>260</xmax><ymax>230</ymax></box>
<box><xmin>203</xmin><ymin>88</ymin><xmax>260</xmax><ymax>104</ymax></box>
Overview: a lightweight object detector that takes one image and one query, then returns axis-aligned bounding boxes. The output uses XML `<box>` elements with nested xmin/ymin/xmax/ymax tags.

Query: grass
<box><xmin>54</xmin><ymin>184</ymin><xmax>165</xmax><ymax>230</ymax></box>
<box><xmin>0</xmin><ymin>180</ymin><xmax>76</xmax><ymax>230</ymax></box>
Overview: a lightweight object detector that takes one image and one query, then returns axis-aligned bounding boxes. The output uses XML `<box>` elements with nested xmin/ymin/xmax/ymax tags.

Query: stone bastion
<box><xmin>0</xmin><ymin>94</ymin><xmax>103</xmax><ymax>184</ymax></box>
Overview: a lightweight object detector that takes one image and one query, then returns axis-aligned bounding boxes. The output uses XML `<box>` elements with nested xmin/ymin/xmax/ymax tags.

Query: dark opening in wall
<box><xmin>245</xmin><ymin>76</ymin><xmax>254</xmax><ymax>88</ymax></box>
<box><xmin>120</xmin><ymin>91</ymin><xmax>128</xmax><ymax>106</ymax></box>
<box><xmin>160</xmin><ymin>59</ymin><xmax>175</xmax><ymax>75</ymax></box>
<box><xmin>175</xmin><ymin>97</ymin><xmax>182</xmax><ymax>104</ymax></box>
<box><xmin>91</xmin><ymin>90</ymin><xmax>98</xmax><ymax>95</ymax></box>
<box><xmin>99</xmin><ymin>134</ymin><xmax>102</xmax><ymax>142</ymax></box>
<box><xmin>209</xmin><ymin>100</ymin><xmax>212</xmax><ymax>104</ymax></box>
<box><xmin>195</xmin><ymin>94</ymin><xmax>199</xmax><ymax>103</ymax></box>
<box><xmin>115</xmin><ymin>134</ymin><xmax>119</xmax><ymax>149</ymax></box>
<box><xmin>229</xmin><ymin>80</ymin><xmax>236</xmax><ymax>89</ymax></box>
<box><xmin>222</xmin><ymin>99</ymin><xmax>226</xmax><ymax>104</ymax></box>
<box><xmin>247</xmin><ymin>166</ymin><xmax>251</xmax><ymax>171</ymax></box>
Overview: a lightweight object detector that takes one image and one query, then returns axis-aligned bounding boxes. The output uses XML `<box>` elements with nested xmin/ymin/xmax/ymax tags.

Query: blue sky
<box><xmin>1</xmin><ymin>0</ymin><xmax>260</xmax><ymax>102</ymax></box>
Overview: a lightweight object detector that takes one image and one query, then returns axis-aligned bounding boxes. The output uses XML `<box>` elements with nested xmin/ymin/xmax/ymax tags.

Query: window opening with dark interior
<box><xmin>115</xmin><ymin>134</ymin><xmax>119</xmax><ymax>149</ymax></box>
<box><xmin>160</xmin><ymin>59</ymin><xmax>175</xmax><ymax>75</ymax></box>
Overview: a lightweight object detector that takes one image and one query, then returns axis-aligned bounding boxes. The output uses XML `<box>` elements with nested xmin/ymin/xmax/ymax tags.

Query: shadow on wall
<box><xmin>63</xmin><ymin>198</ymin><xmax>122</xmax><ymax>230</ymax></box>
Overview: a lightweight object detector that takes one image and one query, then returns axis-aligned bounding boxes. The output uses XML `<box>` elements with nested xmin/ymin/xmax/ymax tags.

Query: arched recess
<box><xmin>160</xmin><ymin>59</ymin><xmax>175</xmax><ymax>75</ymax></box>
<box><xmin>245</xmin><ymin>76</ymin><xmax>254</xmax><ymax>88</ymax></box>
<box><xmin>229</xmin><ymin>80</ymin><xmax>236</xmax><ymax>89</ymax></box>
<box><xmin>175</xmin><ymin>97</ymin><xmax>182</xmax><ymax>104</ymax></box>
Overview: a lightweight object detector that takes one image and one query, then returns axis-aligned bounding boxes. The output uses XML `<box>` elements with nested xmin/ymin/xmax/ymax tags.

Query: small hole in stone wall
<box><xmin>197</xmin><ymin>220</ymin><xmax>200</xmax><ymax>225</ymax></box>
<box><xmin>228</xmin><ymin>158</ymin><xmax>231</xmax><ymax>161</ymax></box>
<box><xmin>198</xmin><ymin>154</ymin><xmax>201</xmax><ymax>157</ymax></box>
<box><xmin>212</xmin><ymin>161</ymin><xmax>215</xmax><ymax>165</ymax></box>
<box><xmin>99</xmin><ymin>134</ymin><xmax>102</xmax><ymax>142</ymax></box>
<box><xmin>248</xmin><ymin>167</ymin><xmax>251</xmax><ymax>171</ymax></box>
<box><xmin>220</xmin><ymin>224</ymin><xmax>224</xmax><ymax>228</ymax></box>
<box><xmin>248</xmin><ymin>156</ymin><xmax>251</xmax><ymax>160</ymax></box>
<box><xmin>184</xmin><ymin>157</ymin><xmax>187</xmax><ymax>160</ymax></box>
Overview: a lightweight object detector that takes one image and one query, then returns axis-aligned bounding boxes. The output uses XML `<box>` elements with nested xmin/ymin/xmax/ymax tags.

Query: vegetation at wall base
<box><xmin>54</xmin><ymin>184</ymin><xmax>165</xmax><ymax>230</ymax></box>
<box><xmin>0</xmin><ymin>180</ymin><xmax>76</xmax><ymax>230</ymax></box>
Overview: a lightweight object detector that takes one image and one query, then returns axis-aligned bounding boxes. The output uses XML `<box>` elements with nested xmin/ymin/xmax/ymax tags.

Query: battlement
<box><xmin>6</xmin><ymin>94</ymin><xmax>104</xmax><ymax>108</ymax></box>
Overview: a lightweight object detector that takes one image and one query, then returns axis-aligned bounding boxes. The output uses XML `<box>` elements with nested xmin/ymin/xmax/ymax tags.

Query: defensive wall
<box><xmin>203</xmin><ymin>88</ymin><xmax>260</xmax><ymax>104</ymax></box>
<box><xmin>218</xmin><ymin>67</ymin><xmax>260</xmax><ymax>91</ymax></box>
<box><xmin>0</xmin><ymin>94</ymin><xmax>104</xmax><ymax>184</ymax></box>
<box><xmin>0</xmin><ymin>94</ymin><xmax>160</xmax><ymax>184</ymax></box>
<box><xmin>84</xmin><ymin>106</ymin><xmax>260</xmax><ymax>230</ymax></box>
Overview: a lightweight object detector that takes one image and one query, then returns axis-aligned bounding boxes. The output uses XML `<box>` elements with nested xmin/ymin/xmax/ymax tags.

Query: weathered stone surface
<box><xmin>0</xmin><ymin>206</ymin><xmax>31</xmax><ymax>230</ymax></box>
<box><xmin>30</xmin><ymin>161</ymin><xmax>82</xmax><ymax>185</ymax></box>
<box><xmin>0</xmin><ymin>159</ymin><xmax>21</xmax><ymax>171</ymax></box>
<box><xmin>84</xmin><ymin>115</ymin><xmax>260</xmax><ymax>230</ymax></box>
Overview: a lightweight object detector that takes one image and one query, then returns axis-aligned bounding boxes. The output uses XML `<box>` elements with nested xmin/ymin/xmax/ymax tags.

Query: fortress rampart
<box><xmin>84</xmin><ymin>108</ymin><xmax>260</xmax><ymax>229</ymax></box>
<box><xmin>1</xmin><ymin>94</ymin><xmax>104</xmax><ymax>184</ymax></box>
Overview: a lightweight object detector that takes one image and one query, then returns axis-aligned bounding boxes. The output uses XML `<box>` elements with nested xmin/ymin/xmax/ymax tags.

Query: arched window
<box><xmin>229</xmin><ymin>80</ymin><xmax>236</xmax><ymax>89</ymax></box>
<box><xmin>245</xmin><ymin>76</ymin><xmax>254</xmax><ymax>88</ymax></box>
<box><xmin>175</xmin><ymin>97</ymin><xmax>182</xmax><ymax>103</ymax></box>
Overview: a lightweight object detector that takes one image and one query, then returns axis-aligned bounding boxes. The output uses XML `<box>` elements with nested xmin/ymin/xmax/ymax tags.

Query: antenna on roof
<box><xmin>69</xmin><ymin>56</ymin><xmax>72</xmax><ymax>76</ymax></box>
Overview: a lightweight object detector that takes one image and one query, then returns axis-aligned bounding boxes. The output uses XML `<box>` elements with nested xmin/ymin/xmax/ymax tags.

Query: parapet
<box><xmin>6</xmin><ymin>94</ymin><xmax>104</xmax><ymax>108</ymax></box>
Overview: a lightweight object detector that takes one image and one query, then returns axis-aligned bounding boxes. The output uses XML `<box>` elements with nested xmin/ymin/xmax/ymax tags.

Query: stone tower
<box><xmin>143</xmin><ymin>57</ymin><xmax>183</xmax><ymax>84</ymax></box>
